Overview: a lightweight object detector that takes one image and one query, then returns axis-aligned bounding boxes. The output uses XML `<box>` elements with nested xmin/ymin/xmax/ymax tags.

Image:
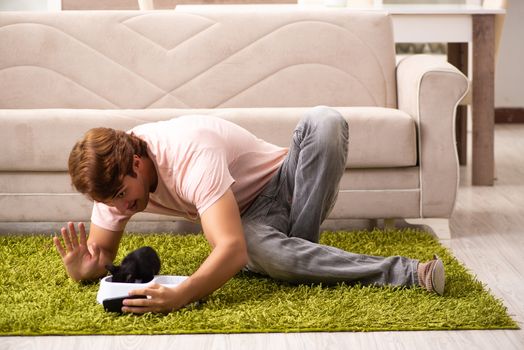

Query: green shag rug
<box><xmin>0</xmin><ymin>229</ymin><xmax>518</xmax><ymax>335</ymax></box>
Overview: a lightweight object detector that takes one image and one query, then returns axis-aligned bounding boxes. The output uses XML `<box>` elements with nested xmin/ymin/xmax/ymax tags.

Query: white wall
<box><xmin>0</xmin><ymin>0</ymin><xmax>47</xmax><ymax>11</ymax></box>
<box><xmin>495</xmin><ymin>0</ymin><xmax>524</xmax><ymax>108</ymax></box>
<box><xmin>0</xmin><ymin>0</ymin><xmax>60</xmax><ymax>11</ymax></box>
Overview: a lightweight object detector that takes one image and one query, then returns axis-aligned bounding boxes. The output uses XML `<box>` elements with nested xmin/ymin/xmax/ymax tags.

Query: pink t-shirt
<box><xmin>91</xmin><ymin>115</ymin><xmax>288</xmax><ymax>231</ymax></box>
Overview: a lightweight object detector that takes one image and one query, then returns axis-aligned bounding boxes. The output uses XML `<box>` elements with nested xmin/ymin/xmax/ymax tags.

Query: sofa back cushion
<box><xmin>0</xmin><ymin>9</ymin><xmax>397</xmax><ymax>109</ymax></box>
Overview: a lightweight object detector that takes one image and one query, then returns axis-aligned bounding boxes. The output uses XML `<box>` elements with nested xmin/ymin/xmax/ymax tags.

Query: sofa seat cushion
<box><xmin>0</xmin><ymin>107</ymin><xmax>417</xmax><ymax>171</ymax></box>
<box><xmin>0</xmin><ymin>167</ymin><xmax>421</xmax><ymax>222</ymax></box>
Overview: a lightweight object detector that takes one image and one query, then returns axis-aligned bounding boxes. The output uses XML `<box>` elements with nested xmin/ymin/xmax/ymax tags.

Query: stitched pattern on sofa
<box><xmin>0</xmin><ymin>11</ymin><xmax>397</xmax><ymax>109</ymax></box>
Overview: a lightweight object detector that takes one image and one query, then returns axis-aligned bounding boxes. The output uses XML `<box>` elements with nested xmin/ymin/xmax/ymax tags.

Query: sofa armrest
<box><xmin>396</xmin><ymin>54</ymin><xmax>469</xmax><ymax>218</ymax></box>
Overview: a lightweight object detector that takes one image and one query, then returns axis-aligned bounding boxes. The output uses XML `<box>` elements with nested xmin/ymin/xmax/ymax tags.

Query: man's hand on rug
<box><xmin>53</xmin><ymin>222</ymin><xmax>102</xmax><ymax>282</ymax></box>
<box><xmin>122</xmin><ymin>283</ymin><xmax>182</xmax><ymax>314</ymax></box>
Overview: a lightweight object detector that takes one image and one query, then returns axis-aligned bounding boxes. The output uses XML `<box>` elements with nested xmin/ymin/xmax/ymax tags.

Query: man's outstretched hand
<box><xmin>53</xmin><ymin>222</ymin><xmax>103</xmax><ymax>282</ymax></box>
<box><xmin>122</xmin><ymin>283</ymin><xmax>184</xmax><ymax>314</ymax></box>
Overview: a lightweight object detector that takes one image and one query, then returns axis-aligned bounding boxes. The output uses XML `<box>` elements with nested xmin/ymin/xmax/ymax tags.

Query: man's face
<box><xmin>106</xmin><ymin>174</ymin><xmax>150</xmax><ymax>215</ymax></box>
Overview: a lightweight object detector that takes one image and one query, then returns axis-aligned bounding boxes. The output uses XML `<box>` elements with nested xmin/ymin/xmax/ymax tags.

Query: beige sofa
<box><xmin>0</xmin><ymin>8</ymin><xmax>468</xmax><ymax>236</ymax></box>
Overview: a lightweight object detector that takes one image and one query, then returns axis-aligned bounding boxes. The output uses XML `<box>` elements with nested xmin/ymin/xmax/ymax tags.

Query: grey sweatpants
<box><xmin>241</xmin><ymin>106</ymin><xmax>419</xmax><ymax>287</ymax></box>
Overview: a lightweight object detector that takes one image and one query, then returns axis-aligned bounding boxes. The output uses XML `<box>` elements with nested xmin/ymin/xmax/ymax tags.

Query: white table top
<box><xmin>355</xmin><ymin>4</ymin><xmax>504</xmax><ymax>14</ymax></box>
<box><xmin>176</xmin><ymin>4</ymin><xmax>505</xmax><ymax>15</ymax></box>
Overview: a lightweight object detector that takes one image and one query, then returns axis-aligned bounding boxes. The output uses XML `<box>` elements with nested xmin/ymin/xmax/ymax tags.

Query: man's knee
<box><xmin>305</xmin><ymin>106</ymin><xmax>349</xmax><ymax>140</ymax></box>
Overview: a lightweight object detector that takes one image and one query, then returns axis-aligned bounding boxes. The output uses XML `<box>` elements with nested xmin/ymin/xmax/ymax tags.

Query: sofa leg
<box><xmin>369</xmin><ymin>219</ymin><xmax>396</xmax><ymax>231</ymax></box>
<box><xmin>403</xmin><ymin>218</ymin><xmax>451</xmax><ymax>242</ymax></box>
<box><xmin>383</xmin><ymin>218</ymin><xmax>396</xmax><ymax>231</ymax></box>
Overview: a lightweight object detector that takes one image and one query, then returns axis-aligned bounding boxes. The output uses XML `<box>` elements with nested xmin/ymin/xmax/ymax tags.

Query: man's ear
<box><xmin>133</xmin><ymin>154</ymin><xmax>141</xmax><ymax>172</ymax></box>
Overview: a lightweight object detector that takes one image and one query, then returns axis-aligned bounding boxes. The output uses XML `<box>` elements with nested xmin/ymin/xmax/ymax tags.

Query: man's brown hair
<box><xmin>68</xmin><ymin>128</ymin><xmax>148</xmax><ymax>202</ymax></box>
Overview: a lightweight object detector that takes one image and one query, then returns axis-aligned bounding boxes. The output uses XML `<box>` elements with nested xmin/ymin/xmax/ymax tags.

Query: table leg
<box><xmin>472</xmin><ymin>14</ymin><xmax>495</xmax><ymax>186</ymax></box>
<box><xmin>447</xmin><ymin>42</ymin><xmax>469</xmax><ymax>166</ymax></box>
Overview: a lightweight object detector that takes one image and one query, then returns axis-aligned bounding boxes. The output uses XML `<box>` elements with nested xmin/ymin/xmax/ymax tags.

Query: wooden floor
<box><xmin>2</xmin><ymin>125</ymin><xmax>523</xmax><ymax>350</ymax></box>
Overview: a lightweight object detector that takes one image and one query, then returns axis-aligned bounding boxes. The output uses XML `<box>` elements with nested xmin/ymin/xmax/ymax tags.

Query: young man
<box><xmin>53</xmin><ymin>106</ymin><xmax>445</xmax><ymax>314</ymax></box>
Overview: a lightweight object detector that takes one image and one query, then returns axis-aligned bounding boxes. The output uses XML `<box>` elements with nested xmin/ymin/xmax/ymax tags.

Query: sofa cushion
<box><xmin>0</xmin><ymin>9</ymin><xmax>397</xmax><ymax>109</ymax></box>
<box><xmin>0</xmin><ymin>107</ymin><xmax>416</xmax><ymax>171</ymax></box>
<box><xmin>0</xmin><ymin>169</ymin><xmax>421</xmax><ymax>222</ymax></box>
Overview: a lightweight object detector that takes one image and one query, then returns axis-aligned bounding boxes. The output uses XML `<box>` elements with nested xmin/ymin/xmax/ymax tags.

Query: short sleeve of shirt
<box><xmin>91</xmin><ymin>201</ymin><xmax>131</xmax><ymax>232</ymax></box>
<box><xmin>180</xmin><ymin>146</ymin><xmax>235</xmax><ymax>216</ymax></box>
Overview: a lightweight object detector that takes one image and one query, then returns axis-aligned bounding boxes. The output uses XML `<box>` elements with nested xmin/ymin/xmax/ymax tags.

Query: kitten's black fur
<box><xmin>106</xmin><ymin>246</ymin><xmax>161</xmax><ymax>283</ymax></box>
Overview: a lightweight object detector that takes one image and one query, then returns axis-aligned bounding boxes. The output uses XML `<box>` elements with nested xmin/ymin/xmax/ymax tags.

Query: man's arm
<box><xmin>125</xmin><ymin>188</ymin><xmax>248</xmax><ymax>313</ymax></box>
<box><xmin>53</xmin><ymin>222</ymin><xmax>123</xmax><ymax>282</ymax></box>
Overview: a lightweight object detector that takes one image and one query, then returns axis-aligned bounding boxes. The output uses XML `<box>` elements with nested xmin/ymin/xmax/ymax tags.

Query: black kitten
<box><xmin>106</xmin><ymin>246</ymin><xmax>161</xmax><ymax>283</ymax></box>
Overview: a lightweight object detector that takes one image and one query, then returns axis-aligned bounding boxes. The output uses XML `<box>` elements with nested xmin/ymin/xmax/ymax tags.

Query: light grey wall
<box><xmin>495</xmin><ymin>0</ymin><xmax>524</xmax><ymax>108</ymax></box>
<box><xmin>0</xmin><ymin>0</ymin><xmax>47</xmax><ymax>11</ymax></box>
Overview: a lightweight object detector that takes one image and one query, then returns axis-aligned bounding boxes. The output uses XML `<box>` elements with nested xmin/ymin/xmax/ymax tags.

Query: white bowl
<box><xmin>96</xmin><ymin>275</ymin><xmax>188</xmax><ymax>303</ymax></box>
